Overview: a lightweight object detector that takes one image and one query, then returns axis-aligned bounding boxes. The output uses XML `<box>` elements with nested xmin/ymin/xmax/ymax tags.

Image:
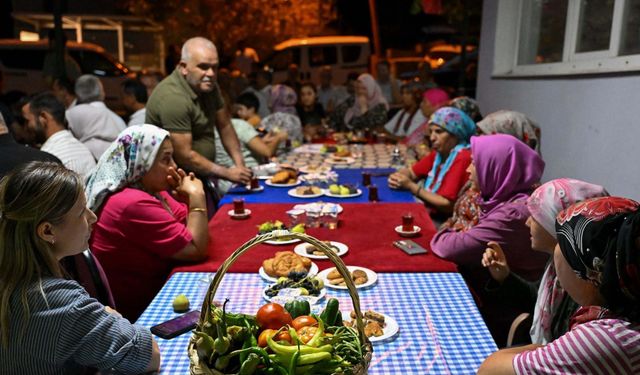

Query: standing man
<box><xmin>146</xmin><ymin>37</ymin><xmax>251</xmax><ymax>188</ymax></box>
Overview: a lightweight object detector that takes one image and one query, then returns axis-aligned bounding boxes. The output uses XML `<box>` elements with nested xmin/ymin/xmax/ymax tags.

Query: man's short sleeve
<box><xmin>146</xmin><ymin>95</ymin><xmax>193</xmax><ymax>133</ymax></box>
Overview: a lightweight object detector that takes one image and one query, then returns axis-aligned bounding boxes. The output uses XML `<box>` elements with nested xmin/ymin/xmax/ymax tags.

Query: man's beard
<box><xmin>33</xmin><ymin>119</ymin><xmax>48</xmax><ymax>144</ymax></box>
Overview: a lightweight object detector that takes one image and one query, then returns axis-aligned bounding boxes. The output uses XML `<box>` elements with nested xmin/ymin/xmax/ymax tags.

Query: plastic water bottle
<box><xmin>391</xmin><ymin>146</ymin><xmax>403</xmax><ymax>170</ymax></box>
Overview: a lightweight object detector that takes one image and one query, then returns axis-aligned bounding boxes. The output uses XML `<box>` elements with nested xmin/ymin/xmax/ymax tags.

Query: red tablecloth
<box><xmin>172</xmin><ymin>203</ymin><xmax>457</xmax><ymax>274</ymax></box>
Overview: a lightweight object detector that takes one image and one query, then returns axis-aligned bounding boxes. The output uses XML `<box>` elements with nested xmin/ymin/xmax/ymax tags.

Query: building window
<box><xmin>494</xmin><ymin>0</ymin><xmax>640</xmax><ymax>76</ymax></box>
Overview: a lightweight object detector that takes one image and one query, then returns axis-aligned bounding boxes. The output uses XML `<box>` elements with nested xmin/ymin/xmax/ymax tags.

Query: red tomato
<box><xmin>291</xmin><ymin>315</ymin><xmax>318</xmax><ymax>331</ymax></box>
<box><xmin>274</xmin><ymin>330</ymin><xmax>292</xmax><ymax>344</ymax></box>
<box><xmin>256</xmin><ymin>303</ymin><xmax>293</xmax><ymax>330</ymax></box>
<box><xmin>258</xmin><ymin>329</ymin><xmax>276</xmax><ymax>347</ymax></box>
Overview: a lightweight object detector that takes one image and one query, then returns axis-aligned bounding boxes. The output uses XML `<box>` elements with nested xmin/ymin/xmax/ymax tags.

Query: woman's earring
<box><xmin>50</xmin><ymin>239</ymin><xmax>55</xmax><ymax>245</ymax></box>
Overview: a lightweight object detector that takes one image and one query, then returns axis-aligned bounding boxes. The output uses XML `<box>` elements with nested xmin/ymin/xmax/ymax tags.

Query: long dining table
<box><xmin>219</xmin><ymin>168</ymin><xmax>415</xmax><ymax>205</ymax></box>
<box><xmin>171</xmin><ymin>202</ymin><xmax>457</xmax><ymax>275</ymax></box>
<box><xmin>137</xmin><ymin>272</ymin><xmax>497</xmax><ymax>374</ymax></box>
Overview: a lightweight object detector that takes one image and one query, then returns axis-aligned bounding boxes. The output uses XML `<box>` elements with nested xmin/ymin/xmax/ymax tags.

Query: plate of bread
<box><xmin>266</xmin><ymin>169</ymin><xmax>300</xmax><ymax>187</ymax></box>
<box><xmin>259</xmin><ymin>251</ymin><xmax>318</xmax><ymax>283</ymax></box>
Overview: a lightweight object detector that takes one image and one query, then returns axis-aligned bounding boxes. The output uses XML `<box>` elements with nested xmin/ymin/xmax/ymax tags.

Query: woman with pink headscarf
<box><xmin>481</xmin><ymin>179</ymin><xmax>608</xmax><ymax>345</ymax></box>
<box><xmin>343</xmin><ymin>73</ymin><xmax>388</xmax><ymax>130</ymax></box>
<box><xmin>403</xmin><ymin>88</ymin><xmax>450</xmax><ymax>155</ymax></box>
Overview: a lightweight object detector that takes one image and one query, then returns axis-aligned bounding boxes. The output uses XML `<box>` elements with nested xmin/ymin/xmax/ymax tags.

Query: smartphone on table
<box><xmin>393</xmin><ymin>240</ymin><xmax>428</xmax><ymax>255</ymax></box>
<box><xmin>150</xmin><ymin>310</ymin><xmax>200</xmax><ymax>339</ymax></box>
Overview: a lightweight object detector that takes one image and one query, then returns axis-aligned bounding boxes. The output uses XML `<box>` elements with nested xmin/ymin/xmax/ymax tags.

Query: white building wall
<box><xmin>476</xmin><ymin>0</ymin><xmax>640</xmax><ymax>200</ymax></box>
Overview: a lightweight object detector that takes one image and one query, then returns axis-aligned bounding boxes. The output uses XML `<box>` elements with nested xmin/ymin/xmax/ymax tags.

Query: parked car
<box><xmin>263</xmin><ymin>36</ymin><xmax>371</xmax><ymax>85</ymax></box>
<box><xmin>424</xmin><ymin>44</ymin><xmax>477</xmax><ymax>70</ymax></box>
<box><xmin>0</xmin><ymin>39</ymin><xmax>133</xmax><ymax>114</ymax></box>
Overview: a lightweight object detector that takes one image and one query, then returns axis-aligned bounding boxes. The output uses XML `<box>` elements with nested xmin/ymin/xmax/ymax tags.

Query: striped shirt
<box><xmin>0</xmin><ymin>278</ymin><xmax>153</xmax><ymax>374</ymax></box>
<box><xmin>41</xmin><ymin>130</ymin><xmax>96</xmax><ymax>177</ymax></box>
<box><xmin>513</xmin><ymin>318</ymin><xmax>640</xmax><ymax>374</ymax></box>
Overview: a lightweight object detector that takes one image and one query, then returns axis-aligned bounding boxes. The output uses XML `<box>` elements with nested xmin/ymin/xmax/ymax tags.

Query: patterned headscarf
<box><xmin>556</xmin><ymin>197</ymin><xmax>640</xmax><ymax>319</ymax></box>
<box><xmin>429</xmin><ymin>107</ymin><xmax>476</xmax><ymax>145</ymax></box>
<box><xmin>344</xmin><ymin>73</ymin><xmax>388</xmax><ymax>124</ymax></box>
<box><xmin>449</xmin><ymin>96</ymin><xmax>482</xmax><ymax>122</ymax></box>
<box><xmin>85</xmin><ymin>124</ymin><xmax>169</xmax><ymax>211</ymax></box>
<box><xmin>422</xmin><ymin>107</ymin><xmax>476</xmax><ymax>194</ymax></box>
<box><xmin>527</xmin><ymin>179</ymin><xmax>609</xmax><ymax>239</ymax></box>
<box><xmin>270</xmin><ymin>84</ymin><xmax>298</xmax><ymax>115</ymax></box>
<box><xmin>477</xmin><ymin>110</ymin><xmax>541</xmax><ymax>152</ymax></box>
<box><xmin>471</xmin><ymin>134</ymin><xmax>544</xmax><ymax>213</ymax></box>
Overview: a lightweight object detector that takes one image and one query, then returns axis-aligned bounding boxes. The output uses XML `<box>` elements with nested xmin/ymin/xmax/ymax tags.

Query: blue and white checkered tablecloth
<box><xmin>136</xmin><ymin>272</ymin><xmax>497</xmax><ymax>374</ymax></box>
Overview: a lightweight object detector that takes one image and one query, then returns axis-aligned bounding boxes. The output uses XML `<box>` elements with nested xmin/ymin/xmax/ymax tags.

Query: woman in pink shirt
<box><xmin>479</xmin><ymin>196</ymin><xmax>640</xmax><ymax>374</ymax></box>
<box><xmin>86</xmin><ymin>124</ymin><xmax>208</xmax><ymax>320</ymax></box>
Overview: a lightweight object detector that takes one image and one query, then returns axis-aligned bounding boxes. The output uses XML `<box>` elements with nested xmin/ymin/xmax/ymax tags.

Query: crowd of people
<box><xmin>1</xmin><ymin>35</ymin><xmax>639</xmax><ymax>374</ymax></box>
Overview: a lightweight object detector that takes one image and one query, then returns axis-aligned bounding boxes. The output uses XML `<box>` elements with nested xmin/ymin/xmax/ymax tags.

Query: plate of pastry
<box><xmin>316</xmin><ymin>266</ymin><xmax>377</xmax><ymax>290</ymax></box>
<box><xmin>342</xmin><ymin>310</ymin><xmax>399</xmax><ymax>343</ymax></box>
<box><xmin>259</xmin><ymin>251</ymin><xmax>318</xmax><ymax>283</ymax></box>
<box><xmin>287</xmin><ymin>186</ymin><xmax>324</xmax><ymax>198</ymax></box>
<box><xmin>293</xmin><ymin>241</ymin><xmax>348</xmax><ymax>259</ymax></box>
<box><xmin>266</xmin><ymin>169</ymin><xmax>300</xmax><ymax>187</ymax></box>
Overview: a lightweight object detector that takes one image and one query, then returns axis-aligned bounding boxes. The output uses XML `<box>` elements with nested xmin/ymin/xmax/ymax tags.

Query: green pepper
<box><xmin>288</xmin><ymin>347</ymin><xmax>301</xmax><ymax>375</ymax></box>
<box><xmin>319</xmin><ymin>298</ymin><xmax>340</xmax><ymax>326</ymax></box>
<box><xmin>267</xmin><ymin>334</ymin><xmax>333</xmax><ymax>355</ymax></box>
<box><xmin>213</xmin><ymin>299</ymin><xmax>231</xmax><ymax>354</ymax></box>
<box><xmin>240</xmin><ymin>318</ymin><xmax>258</xmax><ymax>364</ymax></box>
<box><xmin>193</xmin><ymin>331</ymin><xmax>215</xmax><ymax>362</ymax></box>
<box><xmin>285</xmin><ymin>300</ymin><xmax>311</xmax><ymax>318</ymax></box>
<box><xmin>305</xmin><ymin>319</ymin><xmax>324</xmax><ymax>347</ymax></box>
<box><xmin>297</xmin><ymin>351</ymin><xmax>332</xmax><ymax>365</ymax></box>
<box><xmin>238</xmin><ymin>352</ymin><xmax>260</xmax><ymax>375</ymax></box>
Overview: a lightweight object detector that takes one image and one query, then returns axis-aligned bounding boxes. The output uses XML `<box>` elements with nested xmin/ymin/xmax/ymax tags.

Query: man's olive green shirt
<box><xmin>145</xmin><ymin>68</ymin><xmax>225</xmax><ymax>162</ymax></box>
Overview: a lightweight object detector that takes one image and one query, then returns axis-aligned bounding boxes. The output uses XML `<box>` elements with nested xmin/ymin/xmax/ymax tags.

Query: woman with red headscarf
<box><xmin>480</xmin><ymin>197</ymin><xmax>640</xmax><ymax>374</ymax></box>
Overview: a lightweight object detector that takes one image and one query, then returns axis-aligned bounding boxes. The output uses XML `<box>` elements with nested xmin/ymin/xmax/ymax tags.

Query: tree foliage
<box><xmin>121</xmin><ymin>0</ymin><xmax>337</xmax><ymax>58</ymax></box>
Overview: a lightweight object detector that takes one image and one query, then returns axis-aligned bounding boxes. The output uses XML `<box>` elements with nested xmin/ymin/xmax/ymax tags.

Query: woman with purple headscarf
<box><xmin>431</xmin><ymin>134</ymin><xmax>547</xmax><ymax>345</ymax></box>
<box><xmin>480</xmin><ymin>197</ymin><xmax>640</xmax><ymax>374</ymax></box>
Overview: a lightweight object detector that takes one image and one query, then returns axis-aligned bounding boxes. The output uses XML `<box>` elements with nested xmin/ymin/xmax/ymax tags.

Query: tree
<box><xmin>122</xmin><ymin>0</ymin><xmax>337</xmax><ymax>60</ymax></box>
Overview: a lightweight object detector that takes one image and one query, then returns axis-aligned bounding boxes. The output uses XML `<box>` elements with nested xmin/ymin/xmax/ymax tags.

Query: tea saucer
<box><xmin>228</xmin><ymin>209</ymin><xmax>251</xmax><ymax>219</ymax></box>
<box><xmin>394</xmin><ymin>225</ymin><xmax>421</xmax><ymax>237</ymax></box>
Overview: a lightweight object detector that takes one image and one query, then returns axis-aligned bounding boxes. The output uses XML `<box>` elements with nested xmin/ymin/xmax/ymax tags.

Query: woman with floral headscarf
<box><xmin>481</xmin><ymin>179</ymin><xmax>608</xmax><ymax>345</ymax></box>
<box><xmin>343</xmin><ymin>73</ymin><xmax>388</xmax><ymax>130</ymax></box>
<box><xmin>480</xmin><ymin>197</ymin><xmax>640</xmax><ymax>374</ymax></box>
<box><xmin>86</xmin><ymin>125</ymin><xmax>208</xmax><ymax>320</ymax></box>
<box><xmin>389</xmin><ymin>107</ymin><xmax>476</xmax><ymax>215</ymax></box>
<box><xmin>261</xmin><ymin>84</ymin><xmax>303</xmax><ymax>147</ymax></box>
<box><xmin>477</xmin><ymin>110</ymin><xmax>541</xmax><ymax>152</ymax></box>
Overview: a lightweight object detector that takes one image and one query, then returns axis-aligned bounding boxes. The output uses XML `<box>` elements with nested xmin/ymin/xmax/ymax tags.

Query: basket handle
<box><xmin>200</xmin><ymin>230</ymin><xmax>369</xmax><ymax>346</ymax></box>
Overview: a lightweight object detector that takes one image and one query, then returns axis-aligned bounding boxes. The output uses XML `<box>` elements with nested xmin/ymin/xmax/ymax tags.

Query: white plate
<box><xmin>287</xmin><ymin>187</ymin><xmax>324</xmax><ymax>199</ymax></box>
<box><xmin>298</xmin><ymin>165</ymin><xmax>332</xmax><ymax>174</ymax></box>
<box><xmin>263</xmin><ymin>286</ymin><xmax>326</xmax><ymax>304</ymax></box>
<box><xmin>248</xmin><ymin>186</ymin><xmax>265</xmax><ymax>192</ymax></box>
<box><xmin>323</xmin><ymin>189</ymin><xmax>362</xmax><ymax>198</ymax></box>
<box><xmin>326</xmin><ymin>157</ymin><xmax>355</xmax><ymax>165</ymax></box>
<box><xmin>394</xmin><ymin>225</ymin><xmax>421</xmax><ymax>237</ymax></box>
<box><xmin>317</xmin><ymin>266</ymin><xmax>378</xmax><ymax>290</ymax></box>
<box><xmin>227</xmin><ymin>209</ymin><xmax>251</xmax><ymax>219</ymax></box>
<box><xmin>293</xmin><ymin>241</ymin><xmax>348</xmax><ymax>259</ymax></box>
<box><xmin>265</xmin><ymin>179</ymin><xmax>301</xmax><ymax>187</ymax></box>
<box><xmin>259</xmin><ymin>262</ymin><xmax>319</xmax><ymax>283</ymax></box>
<box><xmin>261</xmin><ymin>237</ymin><xmax>302</xmax><ymax>245</ymax></box>
<box><xmin>342</xmin><ymin>311</ymin><xmax>399</xmax><ymax>343</ymax></box>
<box><xmin>293</xmin><ymin>202</ymin><xmax>343</xmax><ymax>215</ymax></box>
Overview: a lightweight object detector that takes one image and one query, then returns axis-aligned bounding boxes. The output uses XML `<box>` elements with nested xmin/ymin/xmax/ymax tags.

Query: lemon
<box><xmin>299</xmin><ymin>288</ymin><xmax>309</xmax><ymax>296</ymax></box>
<box><xmin>172</xmin><ymin>294</ymin><xmax>190</xmax><ymax>312</ymax></box>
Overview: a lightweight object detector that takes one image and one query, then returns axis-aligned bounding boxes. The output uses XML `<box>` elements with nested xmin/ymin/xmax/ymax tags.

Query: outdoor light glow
<box><xmin>19</xmin><ymin>31</ymin><xmax>39</xmax><ymax>41</ymax></box>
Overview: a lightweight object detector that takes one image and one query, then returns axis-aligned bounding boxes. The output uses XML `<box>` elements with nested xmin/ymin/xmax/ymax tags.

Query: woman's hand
<box><xmin>388</xmin><ymin>172</ymin><xmax>414</xmax><ymax>190</ymax></box>
<box><xmin>357</xmin><ymin>94</ymin><xmax>368</xmax><ymax>112</ymax></box>
<box><xmin>168</xmin><ymin>167</ymin><xmax>204</xmax><ymax>203</ymax></box>
<box><xmin>481</xmin><ymin>241</ymin><xmax>510</xmax><ymax>283</ymax></box>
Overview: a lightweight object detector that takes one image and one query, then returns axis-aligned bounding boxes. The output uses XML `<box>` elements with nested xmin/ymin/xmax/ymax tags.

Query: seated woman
<box><xmin>0</xmin><ymin>161</ymin><xmax>160</xmax><ymax>373</ymax></box>
<box><xmin>382</xmin><ymin>82</ymin><xmax>426</xmax><ymax>140</ymax></box>
<box><xmin>441</xmin><ymin>109</ymin><xmax>538</xmax><ymax>232</ymax></box>
<box><xmin>343</xmin><ymin>73</ymin><xmax>388</xmax><ymax>131</ymax></box>
<box><xmin>262</xmin><ymin>84</ymin><xmax>303</xmax><ymax>147</ymax></box>
<box><xmin>296</xmin><ymin>82</ymin><xmax>326</xmax><ymax>141</ymax></box>
<box><xmin>388</xmin><ymin>107</ymin><xmax>476</xmax><ymax>216</ymax></box>
<box><xmin>86</xmin><ymin>125</ymin><xmax>208</xmax><ymax>321</ymax></box>
<box><xmin>479</xmin><ymin>197</ymin><xmax>640</xmax><ymax>374</ymax></box>
<box><xmin>403</xmin><ymin>88</ymin><xmax>450</xmax><ymax>153</ymax></box>
<box><xmin>430</xmin><ymin>134</ymin><xmax>547</xmax><ymax>345</ymax></box>
<box><xmin>449</xmin><ymin>96</ymin><xmax>483</xmax><ymax>122</ymax></box>
<box><xmin>481</xmin><ymin>179</ymin><xmax>608</xmax><ymax>345</ymax></box>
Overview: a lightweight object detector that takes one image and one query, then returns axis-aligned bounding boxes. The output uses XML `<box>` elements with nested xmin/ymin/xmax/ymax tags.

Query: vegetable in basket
<box><xmin>285</xmin><ymin>300</ymin><xmax>311</xmax><ymax>319</ymax></box>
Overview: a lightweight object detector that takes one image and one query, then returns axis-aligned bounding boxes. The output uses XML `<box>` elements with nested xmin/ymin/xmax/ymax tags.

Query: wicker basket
<box><xmin>188</xmin><ymin>230</ymin><xmax>373</xmax><ymax>375</ymax></box>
